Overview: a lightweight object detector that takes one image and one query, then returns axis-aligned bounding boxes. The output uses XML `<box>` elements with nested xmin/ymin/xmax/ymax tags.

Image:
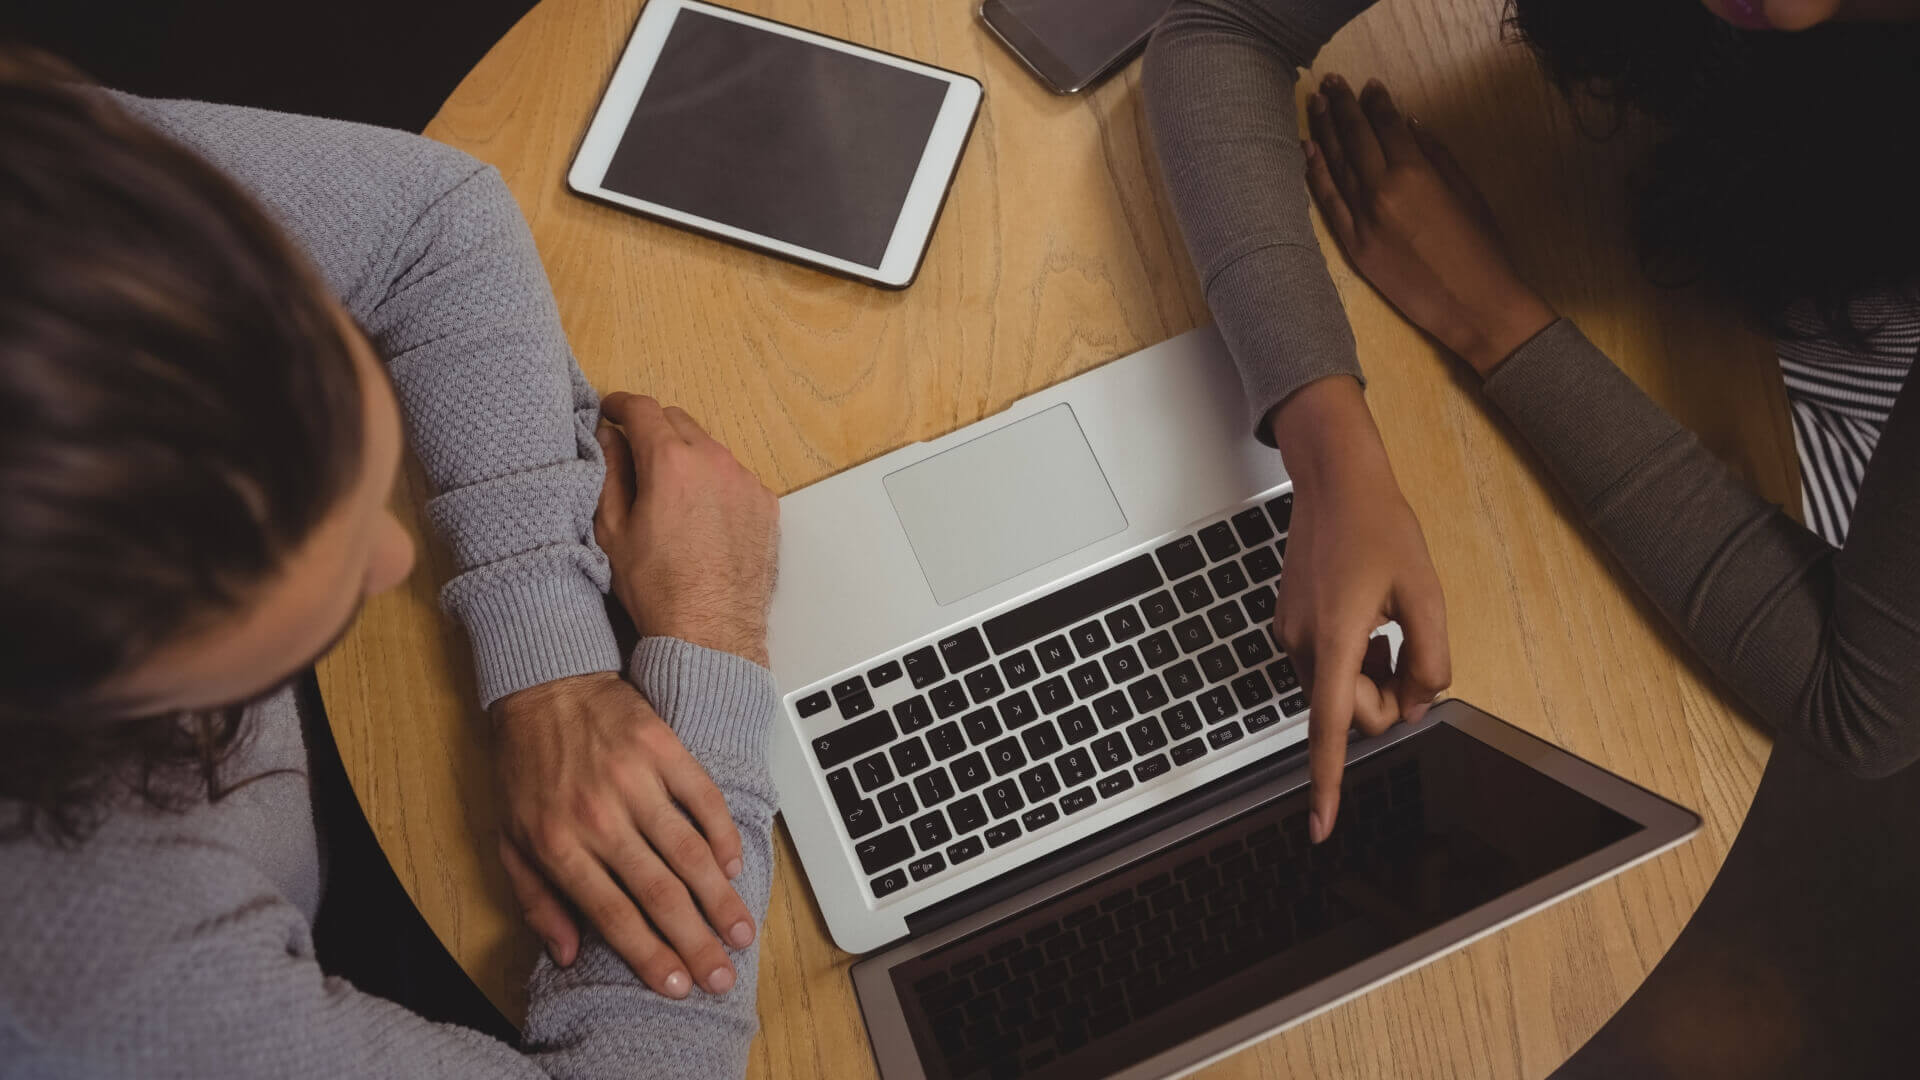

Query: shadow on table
<box><xmin>1552</xmin><ymin>741</ymin><xmax>1920</xmax><ymax>1080</ymax></box>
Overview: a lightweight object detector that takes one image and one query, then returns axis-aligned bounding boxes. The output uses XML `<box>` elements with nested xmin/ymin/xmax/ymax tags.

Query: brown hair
<box><xmin>0</xmin><ymin>50</ymin><xmax>366</xmax><ymax>842</ymax></box>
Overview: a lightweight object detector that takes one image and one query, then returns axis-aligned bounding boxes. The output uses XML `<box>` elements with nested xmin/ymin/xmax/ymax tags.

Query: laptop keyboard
<box><xmin>796</xmin><ymin>493</ymin><xmax>1309</xmax><ymax>903</ymax></box>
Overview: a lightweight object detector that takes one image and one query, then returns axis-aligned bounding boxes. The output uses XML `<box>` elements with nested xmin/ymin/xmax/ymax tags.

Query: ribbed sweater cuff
<box><xmin>1206</xmin><ymin>242</ymin><xmax>1365</xmax><ymax>444</ymax></box>
<box><xmin>1482</xmin><ymin>317</ymin><xmax>1661</xmax><ymax>504</ymax></box>
<box><xmin>628</xmin><ymin>639</ymin><xmax>778</xmax><ymax>763</ymax></box>
<box><xmin>457</xmin><ymin>572</ymin><xmax>622</xmax><ymax>707</ymax></box>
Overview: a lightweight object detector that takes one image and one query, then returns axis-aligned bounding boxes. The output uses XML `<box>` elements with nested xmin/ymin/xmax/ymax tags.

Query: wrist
<box><xmin>1265</xmin><ymin>377</ymin><xmax>1393</xmax><ymax>494</ymax></box>
<box><xmin>489</xmin><ymin>671</ymin><xmax>622</xmax><ymax>729</ymax></box>
<box><xmin>1455</xmin><ymin>293</ymin><xmax>1557</xmax><ymax>378</ymax></box>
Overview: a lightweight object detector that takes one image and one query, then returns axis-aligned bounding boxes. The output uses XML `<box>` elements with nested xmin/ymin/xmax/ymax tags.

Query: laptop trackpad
<box><xmin>884</xmin><ymin>404</ymin><xmax>1127</xmax><ymax>606</ymax></box>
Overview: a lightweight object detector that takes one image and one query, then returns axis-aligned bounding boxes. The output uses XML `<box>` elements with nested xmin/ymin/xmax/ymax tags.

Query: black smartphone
<box><xmin>977</xmin><ymin>0</ymin><xmax>1173</xmax><ymax>94</ymax></box>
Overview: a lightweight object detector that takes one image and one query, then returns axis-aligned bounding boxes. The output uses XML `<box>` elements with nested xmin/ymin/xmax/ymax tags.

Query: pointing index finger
<box><xmin>1306</xmin><ymin>627</ymin><xmax>1367</xmax><ymax>844</ymax></box>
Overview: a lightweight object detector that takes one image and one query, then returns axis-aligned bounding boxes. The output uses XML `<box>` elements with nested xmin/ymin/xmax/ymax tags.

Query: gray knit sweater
<box><xmin>0</xmin><ymin>100</ymin><xmax>778</xmax><ymax>1076</ymax></box>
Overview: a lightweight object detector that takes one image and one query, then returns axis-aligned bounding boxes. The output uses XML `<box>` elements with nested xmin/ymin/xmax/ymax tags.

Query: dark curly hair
<box><xmin>1507</xmin><ymin>0</ymin><xmax>1920</xmax><ymax>343</ymax></box>
<box><xmin>0</xmin><ymin>50</ymin><xmax>365</xmax><ymax>843</ymax></box>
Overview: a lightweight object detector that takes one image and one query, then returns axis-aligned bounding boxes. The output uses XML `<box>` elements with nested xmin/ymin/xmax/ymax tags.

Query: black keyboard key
<box><xmin>931</xmin><ymin>680</ymin><xmax>969</xmax><ymax>718</ymax></box>
<box><xmin>1036</xmin><ymin>635</ymin><xmax>1075</xmax><ymax>672</ymax></box>
<box><xmin>869</xmin><ymin>660</ymin><xmax>904</xmax><ymax>687</ymax></box>
<box><xmin>1199</xmin><ymin>521</ymin><xmax>1240</xmax><ymax>561</ymax></box>
<box><xmin>963</xmin><ymin>708</ymin><xmax>1002</xmax><ymax>745</ymax></box>
<box><xmin>986</xmin><ymin>736</ymin><xmax>1027</xmax><ymax>775</ymax></box>
<box><xmin>1162</xmin><ymin>701</ymin><xmax>1202</xmax><ymax>740</ymax></box>
<box><xmin>856</xmin><ymin>826</ymin><xmax>914</xmax><ymax>873</ymax></box>
<box><xmin>915</xmin><ymin>767</ymin><xmax>955</xmax><ymax>807</ymax></box>
<box><xmin>1058</xmin><ymin>706</ymin><xmax>1098</xmax><ymax>744</ymax></box>
<box><xmin>1173</xmin><ymin>576</ymin><xmax>1213</xmax><ymax>614</ymax></box>
<box><xmin>1243</xmin><ymin>584</ymin><xmax>1276</xmax><ymax>623</ymax></box>
<box><xmin>1126</xmin><ymin>717</ymin><xmax>1168</xmax><ymax>755</ymax></box>
<box><xmin>1057</xmin><ymin>748</ymin><xmax>1096</xmax><ymax>786</ymax></box>
<box><xmin>1000</xmin><ymin>650</ymin><xmax>1040</xmax><ymax>688</ymax></box>
<box><xmin>1233</xmin><ymin>670</ymin><xmax>1274</xmax><ymax>710</ymax></box>
<box><xmin>1061</xmin><ymin>786</ymin><xmax>1097</xmax><ymax>815</ymax></box>
<box><xmin>1207</xmin><ymin>560</ymin><xmax>1249</xmax><ymax>598</ymax></box>
<box><xmin>879</xmin><ymin>784</ymin><xmax>918</xmax><ymax>823</ymax></box>
<box><xmin>986</xmin><ymin>820</ymin><xmax>1022</xmax><ymax>848</ymax></box>
<box><xmin>1105</xmin><ymin>606</ymin><xmax>1145</xmax><ymax>642</ymax></box>
<box><xmin>871</xmin><ymin>868</ymin><xmax>909</xmax><ymax>898</ymax></box>
<box><xmin>911</xmin><ymin>810</ymin><xmax>952</xmax><ymax>850</ymax></box>
<box><xmin>1232</xmin><ymin>506</ymin><xmax>1275</xmax><ymax>546</ymax></box>
<box><xmin>1127</xmin><ymin>674</ymin><xmax>1169</xmax><ymax>713</ymax></box>
<box><xmin>1034</xmin><ymin>677</ymin><xmax>1072</xmax><ymax>713</ymax></box>
<box><xmin>890</xmin><ymin>736</ymin><xmax>931</xmax><ymax>776</ymax></box>
<box><xmin>1208</xmin><ymin>721</ymin><xmax>1246</xmax><ymax>749</ymax></box>
<box><xmin>796</xmin><ymin>691</ymin><xmax>831</xmax><ymax>718</ymax></box>
<box><xmin>1068</xmin><ymin>661</ymin><xmax>1108</xmax><ymax>698</ymax></box>
<box><xmin>1243</xmin><ymin>546</ymin><xmax>1282</xmax><ymax>583</ymax></box>
<box><xmin>1244</xmin><ymin>706</ymin><xmax>1282</xmax><ymax>733</ymax></box>
<box><xmin>939</xmin><ymin>627</ymin><xmax>990</xmax><ymax>674</ymax></box>
<box><xmin>1173</xmin><ymin>616</ymin><xmax>1212</xmax><ymax>653</ymax></box>
<box><xmin>813</xmin><ymin>711</ymin><xmax>898</xmax><ymax>769</ymax></box>
<box><xmin>835</xmin><ymin>685</ymin><xmax>875</xmax><ymax>718</ymax></box>
<box><xmin>1170</xmin><ymin>739</ymin><xmax>1207</xmax><ymax>767</ymax></box>
<box><xmin>894</xmin><ymin>696</ymin><xmax>935</xmax><ymax>733</ymax></box>
<box><xmin>1102</xmin><ymin>645</ymin><xmax>1143</xmax><ymax>684</ymax></box>
<box><xmin>1207</xmin><ymin>602</ymin><xmax>1248</xmax><ymax>638</ymax></box>
<box><xmin>1019</xmin><ymin>762</ymin><xmax>1061</xmax><ymax>802</ymax></box>
<box><xmin>1198</xmin><ymin>687</ymin><xmax>1238</xmax><ymax>724</ymax></box>
<box><xmin>1134</xmin><ymin>754</ymin><xmax>1172</xmax><ymax>782</ymax></box>
<box><xmin>1166</xmin><ymin>659</ymin><xmax>1203</xmax><ymax>698</ymax></box>
<box><xmin>1070</xmin><ymin>621</ymin><xmax>1110</xmax><ymax>658</ymax></box>
<box><xmin>1198</xmin><ymin>645</ymin><xmax>1238</xmax><ymax>683</ymax></box>
<box><xmin>948</xmin><ymin>835</ymin><xmax>985</xmax><ymax>864</ymax></box>
<box><xmin>1155</xmin><ymin>536</ymin><xmax>1205</xmax><ymax>580</ymax></box>
<box><xmin>1097</xmin><ymin>771</ymin><xmax>1135</xmax><ymax>798</ymax></box>
<box><xmin>904</xmin><ymin>646</ymin><xmax>943</xmax><ymax>688</ymax></box>
<box><xmin>1022</xmin><ymin>803</ymin><xmax>1061</xmax><ymax>831</ymax></box>
<box><xmin>828</xmin><ymin>768</ymin><xmax>881</xmax><ymax>839</ymax></box>
<box><xmin>1141</xmin><ymin>590</ymin><xmax>1180</xmax><ymax>628</ymax></box>
<box><xmin>928</xmin><ymin>722</ymin><xmax>967</xmax><ymax>759</ymax></box>
<box><xmin>1021</xmin><ymin>720</ymin><xmax>1063</xmax><ymax>759</ymax></box>
<box><xmin>998</xmin><ymin>691</ymin><xmax>1039</xmax><ymax>729</ymax></box>
<box><xmin>965</xmin><ymin>665</ymin><xmax>1006</xmax><ymax>704</ymax></box>
<box><xmin>1266</xmin><ymin>492</ymin><xmax>1294</xmax><ymax>533</ymax></box>
<box><xmin>952</xmin><ymin>752</ymin><xmax>992</xmax><ymax>790</ymax></box>
<box><xmin>1268</xmin><ymin>657</ymin><xmax>1301</xmax><ymax>696</ymax></box>
<box><xmin>831</xmin><ymin>676</ymin><xmax>866</xmax><ymax>702</ymax></box>
<box><xmin>984</xmin><ymin>779</ymin><xmax>1025</xmax><ymax>818</ymax></box>
<box><xmin>1138</xmin><ymin>630</ymin><xmax>1178</xmax><ymax>668</ymax></box>
<box><xmin>1092</xmin><ymin>733</ymin><xmax>1132</xmax><ymax>770</ymax></box>
<box><xmin>983</xmin><ymin>554</ymin><xmax>1163</xmax><ymax>654</ymax></box>
<box><xmin>908</xmin><ymin>853</ymin><xmax>947</xmax><ymax>881</ymax></box>
<box><xmin>1092</xmin><ymin>691</ymin><xmax>1132</xmax><ymax>729</ymax></box>
<box><xmin>1233</xmin><ymin>630</ymin><xmax>1274</xmax><ymax>667</ymax></box>
<box><xmin>855</xmin><ymin>753</ymin><xmax>894</xmax><ymax>791</ymax></box>
<box><xmin>950</xmin><ymin>794</ymin><xmax>989</xmax><ymax>833</ymax></box>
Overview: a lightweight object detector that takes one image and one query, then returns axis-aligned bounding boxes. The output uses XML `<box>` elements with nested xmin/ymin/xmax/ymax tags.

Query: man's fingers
<box><xmin>594</xmin><ymin>423</ymin><xmax>636</xmax><ymax>525</ymax></box>
<box><xmin>499</xmin><ymin>837</ymin><xmax>581</xmax><ymax>967</ymax></box>
<box><xmin>543</xmin><ymin>840</ymin><xmax>693</xmax><ymax>997</ymax></box>
<box><xmin>1319</xmin><ymin>73</ymin><xmax>1387</xmax><ymax>183</ymax></box>
<box><xmin>1305</xmin><ymin>629</ymin><xmax>1366</xmax><ymax>844</ymax></box>
<box><xmin>663</xmin><ymin>751</ymin><xmax>748</xmax><ymax>886</ymax></box>
<box><xmin>1409</xmin><ymin>120</ymin><xmax>1501</xmax><ymax>236</ymax></box>
<box><xmin>601</xmin><ymin>392</ymin><xmax>678</xmax><ymax>451</ymax></box>
<box><xmin>1303</xmin><ymin>139</ymin><xmax>1357</xmax><ymax>249</ymax></box>
<box><xmin>1358</xmin><ymin>79</ymin><xmax>1422</xmax><ymax>168</ymax></box>
<box><xmin>1390</xmin><ymin>579</ymin><xmax>1452</xmax><ymax>723</ymax></box>
<box><xmin>603</xmin><ymin>829</ymin><xmax>738</xmax><ymax>996</ymax></box>
<box><xmin>660</xmin><ymin>405</ymin><xmax>713</xmax><ymax>446</ymax></box>
<box><xmin>633</xmin><ymin>785</ymin><xmax>756</xmax><ymax>956</ymax></box>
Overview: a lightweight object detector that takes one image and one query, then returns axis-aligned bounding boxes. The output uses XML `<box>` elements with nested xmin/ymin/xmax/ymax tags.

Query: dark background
<box><xmin>4</xmin><ymin>2</ymin><xmax>1916</xmax><ymax>1073</ymax></box>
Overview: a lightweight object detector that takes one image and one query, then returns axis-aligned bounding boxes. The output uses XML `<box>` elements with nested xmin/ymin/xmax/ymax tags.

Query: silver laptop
<box><xmin>765</xmin><ymin>330</ymin><xmax>1698</xmax><ymax>1077</ymax></box>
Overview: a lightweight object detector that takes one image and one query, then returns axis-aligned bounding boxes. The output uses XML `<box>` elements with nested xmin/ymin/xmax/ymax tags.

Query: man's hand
<box><xmin>1269</xmin><ymin>377</ymin><xmax>1450</xmax><ymax>843</ymax></box>
<box><xmin>594</xmin><ymin>392</ymin><xmax>780</xmax><ymax>667</ymax></box>
<box><xmin>1303</xmin><ymin>74</ymin><xmax>1557</xmax><ymax>377</ymax></box>
<box><xmin>492</xmin><ymin>672</ymin><xmax>754</xmax><ymax>999</ymax></box>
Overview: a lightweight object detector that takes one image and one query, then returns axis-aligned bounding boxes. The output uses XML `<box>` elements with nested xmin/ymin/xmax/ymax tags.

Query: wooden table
<box><xmin>315</xmin><ymin>0</ymin><xmax>1800</xmax><ymax>1075</ymax></box>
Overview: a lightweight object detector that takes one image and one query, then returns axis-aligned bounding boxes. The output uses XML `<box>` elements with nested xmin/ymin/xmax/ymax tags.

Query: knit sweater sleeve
<box><xmin>117</xmin><ymin>96</ymin><xmax>620</xmax><ymax>706</ymax></box>
<box><xmin>1143</xmin><ymin>0</ymin><xmax>1379</xmax><ymax>441</ymax></box>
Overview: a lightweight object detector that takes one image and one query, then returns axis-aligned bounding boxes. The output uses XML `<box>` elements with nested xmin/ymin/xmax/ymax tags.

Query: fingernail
<box><xmin>725</xmin><ymin>858</ymin><xmax>743</xmax><ymax>879</ymax></box>
<box><xmin>728</xmin><ymin>920</ymin><xmax>755</xmax><ymax>948</ymax></box>
<box><xmin>1309</xmin><ymin>93</ymin><xmax>1327</xmax><ymax>115</ymax></box>
<box><xmin>1408</xmin><ymin>114</ymin><xmax>1423</xmax><ymax>128</ymax></box>
<box><xmin>1364</xmin><ymin>78</ymin><xmax>1385</xmax><ymax>94</ymax></box>
<box><xmin>1309</xmin><ymin>810</ymin><xmax>1326</xmax><ymax>844</ymax></box>
<box><xmin>1325</xmin><ymin>73</ymin><xmax>1346</xmax><ymax>90</ymax></box>
<box><xmin>708</xmin><ymin>966</ymin><xmax>736</xmax><ymax>994</ymax></box>
<box><xmin>1302</xmin><ymin>139</ymin><xmax>1318</xmax><ymax>160</ymax></box>
<box><xmin>664</xmin><ymin>970</ymin><xmax>691</xmax><ymax>998</ymax></box>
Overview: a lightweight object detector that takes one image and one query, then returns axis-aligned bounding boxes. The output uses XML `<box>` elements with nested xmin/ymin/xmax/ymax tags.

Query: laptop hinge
<box><xmin>903</xmin><ymin>744</ymin><xmax>1312</xmax><ymax>938</ymax></box>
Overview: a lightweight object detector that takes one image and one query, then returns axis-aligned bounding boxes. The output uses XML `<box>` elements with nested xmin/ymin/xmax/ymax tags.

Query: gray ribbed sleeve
<box><xmin>1144</xmin><ymin>0</ymin><xmax>1379</xmax><ymax>441</ymax></box>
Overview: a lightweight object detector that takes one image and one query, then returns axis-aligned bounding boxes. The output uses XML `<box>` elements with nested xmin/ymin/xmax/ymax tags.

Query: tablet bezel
<box><xmin>568</xmin><ymin>0</ymin><xmax>982</xmax><ymax>289</ymax></box>
<box><xmin>850</xmin><ymin>699</ymin><xmax>1702</xmax><ymax>1080</ymax></box>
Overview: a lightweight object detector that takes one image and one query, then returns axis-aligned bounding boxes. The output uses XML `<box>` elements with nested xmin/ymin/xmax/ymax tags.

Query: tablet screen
<box><xmin>600</xmin><ymin>8</ymin><xmax>951</xmax><ymax>268</ymax></box>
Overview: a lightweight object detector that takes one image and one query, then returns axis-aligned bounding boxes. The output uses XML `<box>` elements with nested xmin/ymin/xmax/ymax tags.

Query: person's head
<box><xmin>1506</xmin><ymin>0</ymin><xmax>1920</xmax><ymax>340</ymax></box>
<box><xmin>0</xmin><ymin>51</ymin><xmax>415</xmax><ymax>842</ymax></box>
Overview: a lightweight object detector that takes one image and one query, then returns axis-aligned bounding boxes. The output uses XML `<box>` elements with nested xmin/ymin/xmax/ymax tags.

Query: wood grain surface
<box><xmin>314</xmin><ymin>0</ymin><xmax>1798</xmax><ymax>1075</ymax></box>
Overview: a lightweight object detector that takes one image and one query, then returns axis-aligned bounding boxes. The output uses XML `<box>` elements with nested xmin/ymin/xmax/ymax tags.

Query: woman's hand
<box><xmin>1303</xmin><ymin>74</ymin><xmax>1557</xmax><ymax>377</ymax></box>
<box><xmin>1269</xmin><ymin>377</ymin><xmax>1450</xmax><ymax>844</ymax></box>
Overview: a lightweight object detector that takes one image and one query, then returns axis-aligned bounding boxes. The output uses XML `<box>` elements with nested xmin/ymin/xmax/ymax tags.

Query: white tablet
<box><xmin>569</xmin><ymin>0</ymin><xmax>984</xmax><ymax>289</ymax></box>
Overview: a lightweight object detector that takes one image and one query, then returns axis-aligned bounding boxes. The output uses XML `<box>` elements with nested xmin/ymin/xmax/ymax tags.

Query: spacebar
<box><xmin>982</xmin><ymin>554</ymin><xmax>1163</xmax><ymax>654</ymax></box>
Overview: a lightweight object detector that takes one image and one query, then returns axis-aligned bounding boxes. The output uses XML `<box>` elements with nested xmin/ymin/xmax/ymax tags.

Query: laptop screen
<box><xmin>887</xmin><ymin>723</ymin><xmax>1641</xmax><ymax>1079</ymax></box>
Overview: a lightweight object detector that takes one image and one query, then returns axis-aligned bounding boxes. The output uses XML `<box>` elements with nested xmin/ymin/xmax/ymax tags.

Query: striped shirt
<box><xmin>1778</xmin><ymin>293</ymin><xmax>1918</xmax><ymax>545</ymax></box>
